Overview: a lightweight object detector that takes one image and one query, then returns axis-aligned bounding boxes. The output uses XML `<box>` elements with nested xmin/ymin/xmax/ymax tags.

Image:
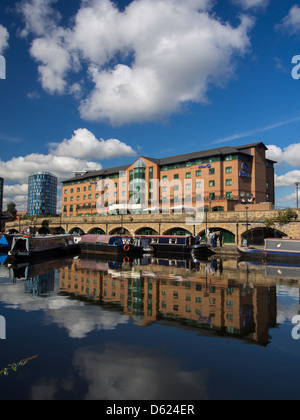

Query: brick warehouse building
<box><xmin>61</xmin><ymin>142</ymin><xmax>275</xmax><ymax>218</ymax></box>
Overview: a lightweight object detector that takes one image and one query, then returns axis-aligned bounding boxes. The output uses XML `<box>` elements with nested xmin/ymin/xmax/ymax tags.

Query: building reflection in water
<box><xmin>59</xmin><ymin>256</ymin><xmax>277</xmax><ymax>346</ymax></box>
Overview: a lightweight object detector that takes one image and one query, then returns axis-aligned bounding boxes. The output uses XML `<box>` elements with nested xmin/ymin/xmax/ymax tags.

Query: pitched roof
<box><xmin>62</xmin><ymin>164</ymin><xmax>130</xmax><ymax>183</ymax></box>
<box><xmin>62</xmin><ymin>142</ymin><xmax>268</xmax><ymax>183</ymax></box>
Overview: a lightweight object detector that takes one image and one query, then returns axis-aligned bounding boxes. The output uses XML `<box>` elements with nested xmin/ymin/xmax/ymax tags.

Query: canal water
<box><xmin>0</xmin><ymin>253</ymin><xmax>300</xmax><ymax>400</ymax></box>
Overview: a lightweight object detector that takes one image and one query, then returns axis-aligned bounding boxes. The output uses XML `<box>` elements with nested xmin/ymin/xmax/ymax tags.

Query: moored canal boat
<box><xmin>7</xmin><ymin>234</ymin><xmax>79</xmax><ymax>261</ymax></box>
<box><xmin>79</xmin><ymin>234</ymin><xmax>143</xmax><ymax>256</ymax></box>
<box><xmin>238</xmin><ymin>238</ymin><xmax>300</xmax><ymax>262</ymax></box>
<box><xmin>0</xmin><ymin>233</ymin><xmax>16</xmax><ymax>252</ymax></box>
<box><xmin>145</xmin><ymin>235</ymin><xmax>214</xmax><ymax>257</ymax></box>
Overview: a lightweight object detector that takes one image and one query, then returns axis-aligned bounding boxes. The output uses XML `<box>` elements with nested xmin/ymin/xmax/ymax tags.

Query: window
<box><xmin>196</xmin><ymin>181</ymin><xmax>202</xmax><ymax>188</ymax></box>
<box><xmin>209</xmin><ymin>180</ymin><xmax>215</xmax><ymax>187</ymax></box>
<box><xmin>162</xmin><ymin>175</ymin><xmax>168</xmax><ymax>181</ymax></box>
<box><xmin>209</xmin><ymin>192</ymin><xmax>215</xmax><ymax>200</ymax></box>
<box><xmin>209</xmin><ymin>168</ymin><xmax>215</xmax><ymax>175</ymax></box>
<box><xmin>186</xmin><ymin>172</ymin><xmax>191</xmax><ymax>178</ymax></box>
<box><xmin>226</xmin><ymin>167</ymin><xmax>232</xmax><ymax>173</ymax></box>
<box><xmin>174</xmin><ymin>174</ymin><xmax>179</xmax><ymax>179</ymax></box>
<box><xmin>77</xmin><ymin>188</ymin><xmax>80</xmax><ymax>192</ymax></box>
<box><xmin>226</xmin><ymin>179</ymin><xmax>232</xmax><ymax>186</ymax></box>
<box><xmin>196</xmin><ymin>170</ymin><xmax>202</xmax><ymax>176</ymax></box>
<box><xmin>185</xmin><ymin>183</ymin><xmax>192</xmax><ymax>190</ymax></box>
<box><xmin>226</xmin><ymin>191</ymin><xmax>233</xmax><ymax>199</ymax></box>
<box><xmin>225</xmin><ymin>155</ymin><xmax>233</xmax><ymax>161</ymax></box>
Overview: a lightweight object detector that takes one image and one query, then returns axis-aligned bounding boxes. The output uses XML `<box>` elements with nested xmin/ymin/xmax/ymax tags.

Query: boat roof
<box><xmin>80</xmin><ymin>234</ymin><xmax>122</xmax><ymax>244</ymax></box>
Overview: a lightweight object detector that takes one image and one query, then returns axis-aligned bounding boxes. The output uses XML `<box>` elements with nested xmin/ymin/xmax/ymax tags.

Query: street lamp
<box><xmin>295</xmin><ymin>182</ymin><xmax>299</xmax><ymax>208</ymax></box>
<box><xmin>245</xmin><ymin>206</ymin><xmax>249</xmax><ymax>231</ymax></box>
<box><xmin>244</xmin><ymin>206</ymin><xmax>249</xmax><ymax>246</ymax></box>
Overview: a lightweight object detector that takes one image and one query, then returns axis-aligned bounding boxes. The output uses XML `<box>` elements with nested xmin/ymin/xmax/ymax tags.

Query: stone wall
<box><xmin>6</xmin><ymin>208</ymin><xmax>300</xmax><ymax>244</ymax></box>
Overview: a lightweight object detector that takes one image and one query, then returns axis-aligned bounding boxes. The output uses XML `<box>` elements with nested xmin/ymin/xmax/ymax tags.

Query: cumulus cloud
<box><xmin>51</xmin><ymin>128</ymin><xmax>136</xmax><ymax>160</ymax></box>
<box><xmin>0</xmin><ymin>24</ymin><xmax>9</xmax><ymax>54</ymax></box>
<box><xmin>0</xmin><ymin>128</ymin><xmax>136</xmax><ymax>210</ymax></box>
<box><xmin>266</xmin><ymin>143</ymin><xmax>300</xmax><ymax>167</ymax></box>
<box><xmin>17</xmin><ymin>0</ymin><xmax>60</xmax><ymax>38</ymax></box>
<box><xmin>232</xmin><ymin>0</ymin><xmax>269</xmax><ymax>10</ymax></box>
<box><xmin>0</xmin><ymin>154</ymin><xmax>102</xmax><ymax>183</ymax></box>
<box><xmin>18</xmin><ymin>0</ymin><xmax>254</xmax><ymax>125</ymax></box>
<box><xmin>276</xmin><ymin>5</ymin><xmax>300</xmax><ymax>35</ymax></box>
<box><xmin>275</xmin><ymin>171</ymin><xmax>300</xmax><ymax>188</ymax></box>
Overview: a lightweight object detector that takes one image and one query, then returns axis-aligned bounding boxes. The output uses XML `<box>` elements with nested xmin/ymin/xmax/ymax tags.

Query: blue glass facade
<box><xmin>27</xmin><ymin>172</ymin><xmax>57</xmax><ymax>217</ymax></box>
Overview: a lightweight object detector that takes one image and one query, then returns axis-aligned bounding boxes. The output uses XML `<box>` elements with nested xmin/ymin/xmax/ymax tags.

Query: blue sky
<box><xmin>0</xmin><ymin>0</ymin><xmax>300</xmax><ymax>211</ymax></box>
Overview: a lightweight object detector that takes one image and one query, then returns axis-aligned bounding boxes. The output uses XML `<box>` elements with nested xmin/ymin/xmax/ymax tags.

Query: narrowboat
<box><xmin>0</xmin><ymin>234</ymin><xmax>16</xmax><ymax>252</ymax></box>
<box><xmin>238</xmin><ymin>238</ymin><xmax>300</xmax><ymax>262</ymax></box>
<box><xmin>7</xmin><ymin>234</ymin><xmax>79</xmax><ymax>261</ymax></box>
<box><xmin>79</xmin><ymin>234</ymin><xmax>143</xmax><ymax>256</ymax></box>
<box><xmin>146</xmin><ymin>235</ymin><xmax>214</xmax><ymax>257</ymax></box>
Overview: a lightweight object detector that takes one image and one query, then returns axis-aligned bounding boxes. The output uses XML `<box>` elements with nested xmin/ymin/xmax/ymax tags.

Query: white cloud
<box><xmin>277</xmin><ymin>5</ymin><xmax>300</xmax><ymax>35</ymax></box>
<box><xmin>266</xmin><ymin>143</ymin><xmax>300</xmax><ymax>167</ymax></box>
<box><xmin>19</xmin><ymin>0</ymin><xmax>254</xmax><ymax>125</ymax></box>
<box><xmin>18</xmin><ymin>0</ymin><xmax>60</xmax><ymax>38</ymax></box>
<box><xmin>232</xmin><ymin>0</ymin><xmax>269</xmax><ymax>10</ymax></box>
<box><xmin>0</xmin><ymin>154</ymin><xmax>102</xmax><ymax>184</ymax></box>
<box><xmin>275</xmin><ymin>171</ymin><xmax>300</xmax><ymax>188</ymax></box>
<box><xmin>0</xmin><ymin>24</ymin><xmax>9</xmax><ymax>54</ymax></box>
<box><xmin>51</xmin><ymin>128</ymin><xmax>136</xmax><ymax>160</ymax></box>
<box><xmin>0</xmin><ymin>128</ymin><xmax>136</xmax><ymax>210</ymax></box>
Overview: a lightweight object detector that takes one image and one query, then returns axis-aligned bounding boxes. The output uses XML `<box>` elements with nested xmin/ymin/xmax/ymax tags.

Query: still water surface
<box><xmin>0</xmin><ymin>253</ymin><xmax>299</xmax><ymax>400</ymax></box>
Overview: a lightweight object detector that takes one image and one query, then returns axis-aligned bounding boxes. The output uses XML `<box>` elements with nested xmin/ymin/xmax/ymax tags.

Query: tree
<box><xmin>6</xmin><ymin>202</ymin><xmax>17</xmax><ymax>220</ymax></box>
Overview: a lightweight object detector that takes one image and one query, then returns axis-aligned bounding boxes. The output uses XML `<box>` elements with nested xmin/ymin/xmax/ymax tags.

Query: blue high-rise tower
<box><xmin>27</xmin><ymin>172</ymin><xmax>57</xmax><ymax>217</ymax></box>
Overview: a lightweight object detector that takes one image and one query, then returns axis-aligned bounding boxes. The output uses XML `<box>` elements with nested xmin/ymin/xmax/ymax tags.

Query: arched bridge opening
<box><xmin>135</xmin><ymin>227</ymin><xmax>158</xmax><ymax>235</ymax></box>
<box><xmin>242</xmin><ymin>227</ymin><xmax>287</xmax><ymax>246</ymax></box>
<box><xmin>198</xmin><ymin>227</ymin><xmax>236</xmax><ymax>245</ymax></box>
<box><xmin>163</xmin><ymin>227</ymin><xmax>193</xmax><ymax>236</ymax></box>
<box><xmin>69</xmin><ymin>227</ymin><xmax>85</xmax><ymax>235</ymax></box>
<box><xmin>109</xmin><ymin>227</ymin><xmax>130</xmax><ymax>235</ymax></box>
<box><xmin>88</xmin><ymin>227</ymin><xmax>105</xmax><ymax>235</ymax></box>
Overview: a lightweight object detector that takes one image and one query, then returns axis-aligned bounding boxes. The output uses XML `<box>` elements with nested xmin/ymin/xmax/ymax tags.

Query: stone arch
<box><xmin>109</xmin><ymin>227</ymin><xmax>130</xmax><ymax>235</ymax></box>
<box><xmin>163</xmin><ymin>227</ymin><xmax>193</xmax><ymax>236</ymax></box>
<box><xmin>212</xmin><ymin>206</ymin><xmax>225</xmax><ymax>212</ymax></box>
<box><xmin>88</xmin><ymin>227</ymin><xmax>105</xmax><ymax>235</ymax></box>
<box><xmin>69</xmin><ymin>227</ymin><xmax>85</xmax><ymax>235</ymax></box>
<box><xmin>7</xmin><ymin>228</ymin><xmax>19</xmax><ymax>234</ymax></box>
<box><xmin>198</xmin><ymin>227</ymin><xmax>236</xmax><ymax>244</ymax></box>
<box><xmin>242</xmin><ymin>227</ymin><xmax>287</xmax><ymax>246</ymax></box>
<box><xmin>135</xmin><ymin>227</ymin><xmax>158</xmax><ymax>235</ymax></box>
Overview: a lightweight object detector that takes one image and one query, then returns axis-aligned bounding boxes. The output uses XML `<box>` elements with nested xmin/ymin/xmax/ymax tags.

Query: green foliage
<box><xmin>264</xmin><ymin>209</ymin><xmax>298</xmax><ymax>227</ymax></box>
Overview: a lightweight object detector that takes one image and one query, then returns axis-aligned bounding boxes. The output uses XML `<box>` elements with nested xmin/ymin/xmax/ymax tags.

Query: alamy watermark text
<box><xmin>0</xmin><ymin>55</ymin><xmax>6</xmax><ymax>80</ymax></box>
<box><xmin>292</xmin><ymin>55</ymin><xmax>300</xmax><ymax>80</ymax></box>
